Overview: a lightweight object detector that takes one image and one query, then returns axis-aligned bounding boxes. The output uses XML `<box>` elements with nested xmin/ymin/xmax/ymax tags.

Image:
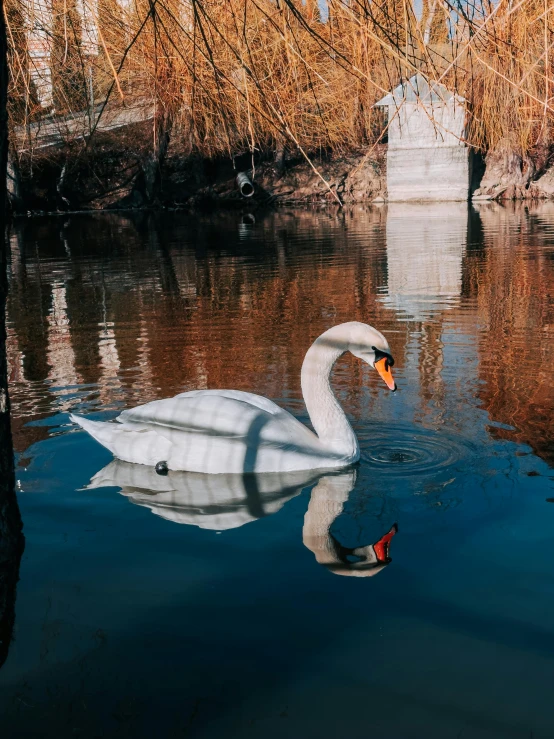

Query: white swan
<box><xmin>70</xmin><ymin>321</ymin><xmax>396</xmax><ymax>474</ymax></box>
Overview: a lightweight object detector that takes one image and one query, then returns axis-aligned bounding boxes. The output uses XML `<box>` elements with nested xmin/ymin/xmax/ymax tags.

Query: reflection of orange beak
<box><xmin>373</xmin><ymin>523</ymin><xmax>398</xmax><ymax>563</ymax></box>
<box><xmin>375</xmin><ymin>357</ymin><xmax>396</xmax><ymax>391</ymax></box>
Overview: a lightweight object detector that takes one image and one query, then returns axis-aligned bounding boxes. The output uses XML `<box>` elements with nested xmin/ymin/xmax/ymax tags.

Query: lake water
<box><xmin>1</xmin><ymin>203</ymin><xmax>554</xmax><ymax>738</ymax></box>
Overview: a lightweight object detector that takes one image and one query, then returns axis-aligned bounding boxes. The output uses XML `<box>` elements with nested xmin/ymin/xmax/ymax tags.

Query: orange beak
<box><xmin>375</xmin><ymin>357</ymin><xmax>396</xmax><ymax>391</ymax></box>
<box><xmin>373</xmin><ymin>523</ymin><xmax>398</xmax><ymax>563</ymax></box>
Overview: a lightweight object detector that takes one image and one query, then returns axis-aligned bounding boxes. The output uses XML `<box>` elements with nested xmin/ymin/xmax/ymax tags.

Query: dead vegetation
<box><xmin>3</xmin><ymin>0</ymin><xmax>554</xmax><ymax>206</ymax></box>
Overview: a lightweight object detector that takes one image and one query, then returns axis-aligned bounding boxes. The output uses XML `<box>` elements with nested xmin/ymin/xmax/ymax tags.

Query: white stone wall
<box><xmin>76</xmin><ymin>0</ymin><xmax>99</xmax><ymax>56</ymax></box>
<box><xmin>24</xmin><ymin>0</ymin><xmax>99</xmax><ymax>110</ymax></box>
<box><xmin>381</xmin><ymin>93</ymin><xmax>470</xmax><ymax>202</ymax></box>
<box><xmin>26</xmin><ymin>0</ymin><xmax>54</xmax><ymax>109</ymax></box>
<box><xmin>388</xmin><ymin>101</ymin><xmax>466</xmax><ymax>150</ymax></box>
<box><xmin>387</xmin><ymin>145</ymin><xmax>470</xmax><ymax>201</ymax></box>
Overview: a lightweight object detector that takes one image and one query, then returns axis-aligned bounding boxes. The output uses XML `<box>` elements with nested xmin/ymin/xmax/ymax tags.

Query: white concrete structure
<box><xmin>14</xmin><ymin>98</ymin><xmax>154</xmax><ymax>151</ymax></box>
<box><xmin>25</xmin><ymin>0</ymin><xmax>54</xmax><ymax>109</ymax></box>
<box><xmin>24</xmin><ymin>0</ymin><xmax>98</xmax><ymax>110</ymax></box>
<box><xmin>375</xmin><ymin>74</ymin><xmax>470</xmax><ymax>202</ymax></box>
<box><xmin>76</xmin><ymin>0</ymin><xmax>99</xmax><ymax>56</ymax></box>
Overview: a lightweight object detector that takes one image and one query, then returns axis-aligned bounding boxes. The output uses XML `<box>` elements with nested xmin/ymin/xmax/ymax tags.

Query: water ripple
<box><xmin>359</xmin><ymin>424</ymin><xmax>477</xmax><ymax>478</ymax></box>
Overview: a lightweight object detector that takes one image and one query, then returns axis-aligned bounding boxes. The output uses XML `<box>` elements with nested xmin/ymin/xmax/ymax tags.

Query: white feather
<box><xmin>71</xmin><ymin>322</ymin><xmax>394</xmax><ymax>473</ymax></box>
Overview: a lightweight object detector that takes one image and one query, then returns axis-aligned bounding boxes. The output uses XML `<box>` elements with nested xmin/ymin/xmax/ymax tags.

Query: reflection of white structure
<box><xmin>375</xmin><ymin>74</ymin><xmax>470</xmax><ymax>201</ymax></box>
<box><xmin>382</xmin><ymin>203</ymin><xmax>467</xmax><ymax>320</ymax></box>
<box><xmin>6</xmin><ymin>325</ymin><xmax>28</xmax><ymax>387</ymax></box>
<box><xmin>46</xmin><ymin>285</ymin><xmax>82</xmax><ymax>407</ymax></box>
<box><xmin>98</xmin><ymin>321</ymin><xmax>122</xmax><ymax>403</ymax></box>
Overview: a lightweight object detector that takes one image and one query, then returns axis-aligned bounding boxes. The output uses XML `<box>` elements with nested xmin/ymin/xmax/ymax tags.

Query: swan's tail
<box><xmin>69</xmin><ymin>413</ymin><xmax>118</xmax><ymax>454</ymax></box>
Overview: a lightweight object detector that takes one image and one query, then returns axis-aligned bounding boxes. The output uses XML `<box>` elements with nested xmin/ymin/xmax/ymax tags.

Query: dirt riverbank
<box><xmin>8</xmin><ymin>125</ymin><xmax>387</xmax><ymax>214</ymax></box>
<box><xmin>10</xmin><ymin>128</ymin><xmax>554</xmax><ymax>214</ymax></box>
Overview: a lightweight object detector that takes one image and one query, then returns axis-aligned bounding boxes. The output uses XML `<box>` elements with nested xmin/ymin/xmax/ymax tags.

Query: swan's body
<box><xmin>71</xmin><ymin>322</ymin><xmax>396</xmax><ymax>474</ymax></box>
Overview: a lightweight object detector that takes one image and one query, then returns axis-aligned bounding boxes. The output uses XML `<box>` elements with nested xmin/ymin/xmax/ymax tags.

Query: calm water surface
<box><xmin>1</xmin><ymin>203</ymin><xmax>554</xmax><ymax>738</ymax></box>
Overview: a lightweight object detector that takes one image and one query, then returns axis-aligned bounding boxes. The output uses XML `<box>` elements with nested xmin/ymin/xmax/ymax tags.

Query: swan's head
<box><xmin>347</xmin><ymin>322</ymin><xmax>396</xmax><ymax>391</ymax></box>
<box><xmin>321</xmin><ymin>523</ymin><xmax>398</xmax><ymax>578</ymax></box>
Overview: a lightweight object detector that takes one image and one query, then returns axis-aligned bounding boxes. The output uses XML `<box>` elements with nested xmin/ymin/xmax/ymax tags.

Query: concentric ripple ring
<box><xmin>358</xmin><ymin>423</ymin><xmax>476</xmax><ymax>478</ymax></box>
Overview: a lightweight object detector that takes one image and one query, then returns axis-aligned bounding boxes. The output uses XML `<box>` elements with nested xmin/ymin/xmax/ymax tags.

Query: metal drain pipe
<box><xmin>236</xmin><ymin>171</ymin><xmax>254</xmax><ymax>197</ymax></box>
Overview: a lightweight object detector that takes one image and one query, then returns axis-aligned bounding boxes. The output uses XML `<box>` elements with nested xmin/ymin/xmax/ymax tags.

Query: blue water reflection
<box><xmin>2</xmin><ymin>203</ymin><xmax>554</xmax><ymax>738</ymax></box>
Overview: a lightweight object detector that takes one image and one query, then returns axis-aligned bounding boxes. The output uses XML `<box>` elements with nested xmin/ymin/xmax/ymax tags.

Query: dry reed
<box><xmin>4</xmin><ymin>0</ymin><xmax>554</xmax><ymax>180</ymax></box>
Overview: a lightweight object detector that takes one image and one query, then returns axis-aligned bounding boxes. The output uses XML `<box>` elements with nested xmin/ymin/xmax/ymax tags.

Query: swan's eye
<box><xmin>372</xmin><ymin>346</ymin><xmax>395</xmax><ymax>368</ymax></box>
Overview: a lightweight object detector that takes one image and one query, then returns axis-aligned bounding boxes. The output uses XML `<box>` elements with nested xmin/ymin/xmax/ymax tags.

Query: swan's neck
<box><xmin>302</xmin><ymin>473</ymin><xmax>354</xmax><ymax>567</ymax></box>
<box><xmin>300</xmin><ymin>331</ymin><xmax>359</xmax><ymax>459</ymax></box>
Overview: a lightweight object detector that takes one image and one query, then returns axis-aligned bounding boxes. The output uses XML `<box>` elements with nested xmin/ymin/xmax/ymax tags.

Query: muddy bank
<box><xmin>11</xmin><ymin>128</ymin><xmax>554</xmax><ymax>213</ymax></box>
<box><xmin>8</xmin><ymin>132</ymin><xmax>386</xmax><ymax>214</ymax></box>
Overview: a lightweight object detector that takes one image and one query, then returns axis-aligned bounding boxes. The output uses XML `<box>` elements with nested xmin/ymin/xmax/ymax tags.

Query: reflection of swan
<box><xmin>71</xmin><ymin>322</ymin><xmax>396</xmax><ymax>473</ymax></box>
<box><xmin>87</xmin><ymin>460</ymin><xmax>322</xmax><ymax>530</ymax></box>
<box><xmin>303</xmin><ymin>471</ymin><xmax>397</xmax><ymax>577</ymax></box>
<box><xmin>87</xmin><ymin>462</ymin><xmax>397</xmax><ymax>576</ymax></box>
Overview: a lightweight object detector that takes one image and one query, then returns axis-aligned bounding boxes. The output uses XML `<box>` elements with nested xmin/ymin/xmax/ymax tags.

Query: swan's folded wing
<box><xmin>117</xmin><ymin>391</ymin><xmax>298</xmax><ymax>440</ymax></box>
<box><xmin>116</xmin><ymin>390</ymin><xmax>317</xmax><ymax>445</ymax></box>
<box><xmin>110</xmin><ymin>391</ymin><xmax>326</xmax><ymax>472</ymax></box>
<box><xmin>173</xmin><ymin>389</ymin><xmax>283</xmax><ymax>416</ymax></box>
<box><xmin>71</xmin><ymin>413</ymin><xmax>173</xmax><ymax>466</ymax></box>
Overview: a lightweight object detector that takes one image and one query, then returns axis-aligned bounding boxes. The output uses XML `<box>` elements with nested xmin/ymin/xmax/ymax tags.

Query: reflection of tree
<box><xmin>0</xmin><ymin>292</ymin><xmax>24</xmax><ymax>673</ymax></box>
<box><xmin>6</xmin><ymin>208</ymin><xmax>399</xmax><ymax>448</ymax></box>
<box><xmin>468</xmin><ymin>204</ymin><xmax>554</xmax><ymax>467</ymax></box>
<box><xmin>7</xmin><ymin>227</ymin><xmax>51</xmax><ymax>385</ymax></box>
<box><xmin>5</xmin><ymin>203</ymin><xmax>554</xmax><ymax>472</ymax></box>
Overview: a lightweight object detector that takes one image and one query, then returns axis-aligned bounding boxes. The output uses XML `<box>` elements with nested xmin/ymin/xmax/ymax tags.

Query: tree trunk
<box><xmin>472</xmin><ymin>138</ymin><xmax>540</xmax><ymax>200</ymax></box>
<box><xmin>0</xmin><ymin>3</ymin><xmax>25</xmax><ymax>673</ymax></box>
<box><xmin>130</xmin><ymin>101</ymin><xmax>173</xmax><ymax>207</ymax></box>
<box><xmin>274</xmin><ymin>138</ymin><xmax>287</xmax><ymax>176</ymax></box>
<box><xmin>6</xmin><ymin>148</ymin><xmax>23</xmax><ymax>213</ymax></box>
<box><xmin>143</xmin><ymin>104</ymin><xmax>173</xmax><ymax>204</ymax></box>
